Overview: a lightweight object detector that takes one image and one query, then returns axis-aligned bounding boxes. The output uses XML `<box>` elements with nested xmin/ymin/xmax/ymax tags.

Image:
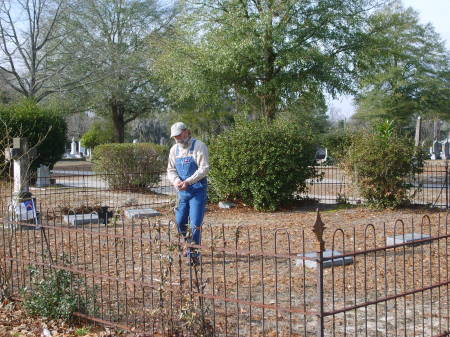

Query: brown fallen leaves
<box><xmin>0</xmin><ymin>300</ymin><xmax>131</xmax><ymax>337</ymax></box>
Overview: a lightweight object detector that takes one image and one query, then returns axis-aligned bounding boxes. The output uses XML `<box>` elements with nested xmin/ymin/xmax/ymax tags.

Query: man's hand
<box><xmin>177</xmin><ymin>181</ymin><xmax>189</xmax><ymax>191</ymax></box>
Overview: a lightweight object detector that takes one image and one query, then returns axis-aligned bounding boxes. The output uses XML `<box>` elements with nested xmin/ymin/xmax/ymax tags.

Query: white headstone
<box><xmin>442</xmin><ymin>140</ymin><xmax>450</xmax><ymax>160</ymax></box>
<box><xmin>70</xmin><ymin>137</ymin><xmax>78</xmax><ymax>155</ymax></box>
<box><xmin>4</xmin><ymin>138</ymin><xmax>35</xmax><ymax>195</ymax></box>
<box><xmin>431</xmin><ymin>140</ymin><xmax>441</xmax><ymax>160</ymax></box>
<box><xmin>64</xmin><ymin>213</ymin><xmax>99</xmax><ymax>226</ymax></box>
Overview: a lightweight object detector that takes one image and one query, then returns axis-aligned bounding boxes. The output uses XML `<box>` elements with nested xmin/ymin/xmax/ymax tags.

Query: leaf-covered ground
<box><xmin>1</xmin><ymin>197</ymin><xmax>448</xmax><ymax>336</ymax></box>
<box><xmin>0</xmin><ymin>299</ymin><xmax>134</xmax><ymax>336</ymax></box>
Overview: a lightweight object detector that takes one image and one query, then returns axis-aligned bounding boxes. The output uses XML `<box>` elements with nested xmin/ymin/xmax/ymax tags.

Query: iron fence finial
<box><xmin>313</xmin><ymin>208</ymin><xmax>326</xmax><ymax>252</ymax></box>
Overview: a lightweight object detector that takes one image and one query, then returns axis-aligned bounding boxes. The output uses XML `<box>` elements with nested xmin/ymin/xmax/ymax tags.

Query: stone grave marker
<box><xmin>4</xmin><ymin>137</ymin><xmax>36</xmax><ymax>196</ymax></box>
<box><xmin>4</xmin><ymin>137</ymin><xmax>40</xmax><ymax>226</ymax></box>
<box><xmin>386</xmin><ymin>233</ymin><xmax>431</xmax><ymax>246</ymax></box>
<box><xmin>442</xmin><ymin>140</ymin><xmax>450</xmax><ymax>160</ymax></box>
<box><xmin>124</xmin><ymin>208</ymin><xmax>161</xmax><ymax>219</ymax></box>
<box><xmin>64</xmin><ymin>213</ymin><xmax>100</xmax><ymax>226</ymax></box>
<box><xmin>70</xmin><ymin>137</ymin><xmax>78</xmax><ymax>156</ymax></box>
<box><xmin>431</xmin><ymin>140</ymin><xmax>441</xmax><ymax>160</ymax></box>
<box><xmin>36</xmin><ymin>164</ymin><xmax>50</xmax><ymax>187</ymax></box>
<box><xmin>296</xmin><ymin>249</ymin><xmax>353</xmax><ymax>268</ymax></box>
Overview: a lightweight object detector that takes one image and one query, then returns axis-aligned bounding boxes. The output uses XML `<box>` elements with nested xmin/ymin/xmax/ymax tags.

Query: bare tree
<box><xmin>0</xmin><ymin>0</ymin><xmax>67</xmax><ymax>101</ymax></box>
<box><xmin>58</xmin><ymin>0</ymin><xmax>174</xmax><ymax>142</ymax></box>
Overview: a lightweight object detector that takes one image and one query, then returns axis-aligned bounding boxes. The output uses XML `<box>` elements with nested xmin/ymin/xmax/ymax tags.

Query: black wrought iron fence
<box><xmin>304</xmin><ymin>162</ymin><xmax>450</xmax><ymax>208</ymax></box>
<box><xmin>0</xmin><ymin>169</ymin><xmax>176</xmax><ymax>219</ymax></box>
<box><xmin>0</xmin><ymin>209</ymin><xmax>448</xmax><ymax>336</ymax></box>
<box><xmin>2</xmin><ymin>163</ymin><xmax>450</xmax><ymax>217</ymax></box>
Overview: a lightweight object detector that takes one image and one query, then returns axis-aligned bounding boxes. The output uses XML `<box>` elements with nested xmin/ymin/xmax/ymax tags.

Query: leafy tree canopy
<box><xmin>353</xmin><ymin>3</ymin><xmax>450</xmax><ymax>127</ymax></box>
<box><xmin>151</xmin><ymin>0</ymin><xmax>385</xmax><ymax>121</ymax></box>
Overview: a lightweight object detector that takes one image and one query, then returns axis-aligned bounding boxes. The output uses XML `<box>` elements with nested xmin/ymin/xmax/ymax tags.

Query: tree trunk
<box><xmin>111</xmin><ymin>100</ymin><xmax>125</xmax><ymax>143</ymax></box>
<box><xmin>262</xmin><ymin>6</ymin><xmax>276</xmax><ymax>120</ymax></box>
<box><xmin>433</xmin><ymin>119</ymin><xmax>441</xmax><ymax>140</ymax></box>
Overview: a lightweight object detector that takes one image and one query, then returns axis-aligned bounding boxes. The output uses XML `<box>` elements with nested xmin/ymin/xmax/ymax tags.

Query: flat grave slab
<box><xmin>386</xmin><ymin>233</ymin><xmax>432</xmax><ymax>246</ymax></box>
<box><xmin>64</xmin><ymin>214</ymin><xmax>99</xmax><ymax>226</ymax></box>
<box><xmin>296</xmin><ymin>249</ymin><xmax>353</xmax><ymax>269</ymax></box>
<box><xmin>124</xmin><ymin>208</ymin><xmax>161</xmax><ymax>219</ymax></box>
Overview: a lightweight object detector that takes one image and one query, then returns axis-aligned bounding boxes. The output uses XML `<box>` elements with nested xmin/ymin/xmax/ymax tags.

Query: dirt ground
<box><xmin>1</xmin><ymin>201</ymin><xmax>448</xmax><ymax>336</ymax></box>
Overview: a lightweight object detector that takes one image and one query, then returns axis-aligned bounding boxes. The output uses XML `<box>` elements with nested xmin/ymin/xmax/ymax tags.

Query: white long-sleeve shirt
<box><xmin>167</xmin><ymin>138</ymin><xmax>209</xmax><ymax>187</ymax></box>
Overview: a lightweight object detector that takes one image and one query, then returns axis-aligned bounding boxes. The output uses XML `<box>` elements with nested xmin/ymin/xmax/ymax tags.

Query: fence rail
<box><xmin>304</xmin><ymin>162</ymin><xmax>450</xmax><ymax>208</ymax></box>
<box><xmin>1</xmin><ymin>162</ymin><xmax>449</xmax><ymax>214</ymax></box>
<box><xmin>0</xmin><ymin>208</ymin><xmax>449</xmax><ymax>336</ymax></box>
<box><xmin>0</xmin><ymin>163</ymin><xmax>449</xmax><ymax>335</ymax></box>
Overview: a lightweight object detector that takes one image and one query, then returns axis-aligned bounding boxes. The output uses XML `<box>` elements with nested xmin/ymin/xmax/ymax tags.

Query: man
<box><xmin>167</xmin><ymin>122</ymin><xmax>209</xmax><ymax>265</ymax></box>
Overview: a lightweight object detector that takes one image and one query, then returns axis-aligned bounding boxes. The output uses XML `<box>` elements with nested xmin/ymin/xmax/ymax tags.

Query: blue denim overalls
<box><xmin>175</xmin><ymin>139</ymin><xmax>207</xmax><ymax>251</ymax></box>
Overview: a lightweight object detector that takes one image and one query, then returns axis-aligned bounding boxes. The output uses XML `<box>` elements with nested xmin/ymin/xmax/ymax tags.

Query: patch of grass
<box><xmin>75</xmin><ymin>327</ymin><xmax>90</xmax><ymax>336</ymax></box>
<box><xmin>322</xmin><ymin>203</ymin><xmax>357</xmax><ymax>213</ymax></box>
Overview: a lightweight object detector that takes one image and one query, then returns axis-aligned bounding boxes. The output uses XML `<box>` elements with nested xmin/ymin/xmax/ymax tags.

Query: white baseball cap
<box><xmin>170</xmin><ymin>122</ymin><xmax>187</xmax><ymax>137</ymax></box>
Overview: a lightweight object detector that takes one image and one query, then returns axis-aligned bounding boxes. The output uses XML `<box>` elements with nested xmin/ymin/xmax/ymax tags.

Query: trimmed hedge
<box><xmin>0</xmin><ymin>100</ymin><xmax>67</xmax><ymax>170</ymax></box>
<box><xmin>92</xmin><ymin>143</ymin><xmax>167</xmax><ymax>190</ymax></box>
<box><xmin>209</xmin><ymin>119</ymin><xmax>317</xmax><ymax>211</ymax></box>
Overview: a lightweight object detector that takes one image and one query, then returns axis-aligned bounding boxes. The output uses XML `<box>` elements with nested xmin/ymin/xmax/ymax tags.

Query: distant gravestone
<box><xmin>431</xmin><ymin>140</ymin><xmax>442</xmax><ymax>160</ymax></box>
<box><xmin>124</xmin><ymin>208</ymin><xmax>161</xmax><ymax>219</ymax></box>
<box><xmin>36</xmin><ymin>164</ymin><xmax>50</xmax><ymax>187</ymax></box>
<box><xmin>442</xmin><ymin>140</ymin><xmax>450</xmax><ymax>160</ymax></box>
<box><xmin>70</xmin><ymin>137</ymin><xmax>78</xmax><ymax>156</ymax></box>
<box><xmin>296</xmin><ymin>250</ymin><xmax>353</xmax><ymax>268</ymax></box>
<box><xmin>315</xmin><ymin>147</ymin><xmax>328</xmax><ymax>163</ymax></box>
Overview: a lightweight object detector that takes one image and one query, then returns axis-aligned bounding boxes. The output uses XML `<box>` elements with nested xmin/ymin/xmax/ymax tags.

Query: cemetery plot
<box><xmin>0</xmin><ymin>210</ymin><xmax>448</xmax><ymax>336</ymax></box>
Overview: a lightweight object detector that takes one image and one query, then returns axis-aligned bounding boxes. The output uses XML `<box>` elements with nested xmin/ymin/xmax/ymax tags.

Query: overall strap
<box><xmin>189</xmin><ymin>139</ymin><xmax>196</xmax><ymax>154</ymax></box>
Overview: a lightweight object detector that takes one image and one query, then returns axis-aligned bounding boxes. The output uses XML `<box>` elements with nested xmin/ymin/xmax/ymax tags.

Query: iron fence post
<box><xmin>313</xmin><ymin>209</ymin><xmax>326</xmax><ymax>337</ymax></box>
<box><xmin>316</xmin><ymin>249</ymin><xmax>324</xmax><ymax>337</ymax></box>
<box><xmin>446</xmin><ymin>160</ymin><xmax>448</xmax><ymax>209</ymax></box>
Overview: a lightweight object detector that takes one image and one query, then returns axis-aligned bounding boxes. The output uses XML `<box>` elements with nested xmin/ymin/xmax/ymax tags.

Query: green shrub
<box><xmin>209</xmin><ymin>119</ymin><xmax>317</xmax><ymax>211</ymax></box>
<box><xmin>80</xmin><ymin>122</ymin><xmax>114</xmax><ymax>149</ymax></box>
<box><xmin>339</xmin><ymin>120</ymin><xmax>426</xmax><ymax>209</ymax></box>
<box><xmin>22</xmin><ymin>267</ymin><xmax>84</xmax><ymax>320</ymax></box>
<box><xmin>92</xmin><ymin>143</ymin><xmax>167</xmax><ymax>190</ymax></box>
<box><xmin>0</xmin><ymin>99</ymin><xmax>67</xmax><ymax>170</ymax></box>
<box><xmin>322</xmin><ymin>128</ymin><xmax>352</xmax><ymax>163</ymax></box>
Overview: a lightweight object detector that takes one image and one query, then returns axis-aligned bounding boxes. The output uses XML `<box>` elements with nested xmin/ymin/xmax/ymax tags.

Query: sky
<box><xmin>330</xmin><ymin>0</ymin><xmax>450</xmax><ymax>121</ymax></box>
